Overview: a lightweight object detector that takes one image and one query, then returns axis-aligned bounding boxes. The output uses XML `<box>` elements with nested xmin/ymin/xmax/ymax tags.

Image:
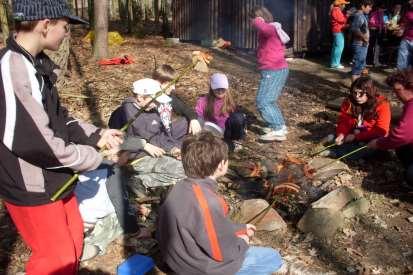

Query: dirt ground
<box><xmin>1</xmin><ymin>28</ymin><xmax>412</xmax><ymax>275</ymax></box>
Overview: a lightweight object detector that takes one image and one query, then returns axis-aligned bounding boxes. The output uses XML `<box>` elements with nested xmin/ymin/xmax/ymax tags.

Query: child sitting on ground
<box><xmin>323</xmin><ymin>76</ymin><xmax>391</xmax><ymax>159</ymax></box>
<box><xmin>109</xmin><ymin>78</ymin><xmax>187</xmax><ymax>197</ymax></box>
<box><xmin>157</xmin><ymin>132</ymin><xmax>284</xmax><ymax>275</ymax></box>
<box><xmin>195</xmin><ymin>73</ymin><xmax>247</xmax><ymax>150</ymax></box>
<box><xmin>152</xmin><ymin>64</ymin><xmax>202</xmax><ymax>135</ymax></box>
<box><xmin>74</xmin><ymin>137</ymin><xmax>152</xmax><ymax>261</ymax></box>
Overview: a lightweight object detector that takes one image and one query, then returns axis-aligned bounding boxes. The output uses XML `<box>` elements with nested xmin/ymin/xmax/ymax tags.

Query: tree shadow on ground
<box><xmin>359</xmin><ymin>156</ymin><xmax>413</xmax><ymax>205</ymax></box>
<box><xmin>82</xmin><ymin>81</ymin><xmax>105</xmax><ymax>127</ymax></box>
<box><xmin>69</xmin><ymin>47</ymin><xmax>85</xmax><ymax>78</ymax></box>
<box><xmin>296</xmin><ymin>112</ymin><xmax>337</xmax><ymax>143</ymax></box>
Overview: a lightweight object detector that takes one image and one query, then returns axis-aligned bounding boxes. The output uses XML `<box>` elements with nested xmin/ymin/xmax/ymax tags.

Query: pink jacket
<box><xmin>195</xmin><ymin>96</ymin><xmax>229</xmax><ymax>130</ymax></box>
<box><xmin>252</xmin><ymin>17</ymin><xmax>288</xmax><ymax>71</ymax></box>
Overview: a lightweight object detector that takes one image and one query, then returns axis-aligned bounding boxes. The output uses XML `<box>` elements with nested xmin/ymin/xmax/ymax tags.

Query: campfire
<box><xmin>230</xmin><ymin>155</ymin><xmax>327</xmax><ymax>219</ymax></box>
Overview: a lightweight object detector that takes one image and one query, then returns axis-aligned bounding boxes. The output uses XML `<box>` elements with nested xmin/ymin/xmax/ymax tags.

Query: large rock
<box><xmin>311</xmin><ymin>186</ymin><xmax>363</xmax><ymax>211</ymax></box>
<box><xmin>298</xmin><ymin>187</ymin><xmax>369</xmax><ymax>238</ymax></box>
<box><xmin>297</xmin><ymin>208</ymin><xmax>345</xmax><ymax>238</ymax></box>
<box><xmin>308</xmin><ymin>157</ymin><xmax>350</xmax><ymax>182</ymax></box>
<box><xmin>238</xmin><ymin>199</ymin><xmax>287</xmax><ymax>232</ymax></box>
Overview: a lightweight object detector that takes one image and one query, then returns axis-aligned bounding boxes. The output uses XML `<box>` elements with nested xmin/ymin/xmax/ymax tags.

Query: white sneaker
<box><xmin>259</xmin><ymin>129</ymin><xmax>287</xmax><ymax>142</ymax></box>
<box><xmin>262</xmin><ymin>126</ymin><xmax>288</xmax><ymax>135</ymax></box>
<box><xmin>330</xmin><ymin>64</ymin><xmax>345</xmax><ymax>70</ymax></box>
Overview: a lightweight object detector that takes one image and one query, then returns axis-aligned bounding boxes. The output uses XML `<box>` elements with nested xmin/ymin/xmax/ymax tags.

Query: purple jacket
<box><xmin>252</xmin><ymin>17</ymin><xmax>288</xmax><ymax>71</ymax></box>
<box><xmin>195</xmin><ymin>96</ymin><xmax>229</xmax><ymax>130</ymax></box>
<box><xmin>121</xmin><ymin>97</ymin><xmax>188</xmax><ymax>151</ymax></box>
<box><xmin>157</xmin><ymin>177</ymin><xmax>248</xmax><ymax>275</ymax></box>
<box><xmin>377</xmin><ymin>99</ymin><xmax>413</xmax><ymax>150</ymax></box>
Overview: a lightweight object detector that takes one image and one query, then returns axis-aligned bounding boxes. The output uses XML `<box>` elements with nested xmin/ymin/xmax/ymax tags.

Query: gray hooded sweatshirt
<box><xmin>121</xmin><ymin>97</ymin><xmax>188</xmax><ymax>152</ymax></box>
<box><xmin>157</xmin><ymin>177</ymin><xmax>248</xmax><ymax>275</ymax></box>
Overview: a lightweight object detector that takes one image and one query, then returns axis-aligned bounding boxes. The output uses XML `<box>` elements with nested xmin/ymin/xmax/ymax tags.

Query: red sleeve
<box><xmin>331</xmin><ymin>8</ymin><xmax>347</xmax><ymax>24</ymax></box>
<box><xmin>336</xmin><ymin>100</ymin><xmax>355</xmax><ymax>136</ymax></box>
<box><xmin>355</xmin><ymin>100</ymin><xmax>391</xmax><ymax>141</ymax></box>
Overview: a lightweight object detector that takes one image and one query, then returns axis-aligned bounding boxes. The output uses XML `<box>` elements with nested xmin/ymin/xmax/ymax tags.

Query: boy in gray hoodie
<box><xmin>111</xmin><ymin>78</ymin><xmax>187</xmax><ymax>196</ymax></box>
<box><xmin>157</xmin><ymin>132</ymin><xmax>284</xmax><ymax>275</ymax></box>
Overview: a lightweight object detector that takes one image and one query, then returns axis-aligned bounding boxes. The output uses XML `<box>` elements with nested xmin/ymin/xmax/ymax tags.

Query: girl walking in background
<box><xmin>250</xmin><ymin>6</ymin><xmax>289</xmax><ymax>142</ymax></box>
<box><xmin>330</xmin><ymin>0</ymin><xmax>350</xmax><ymax>69</ymax></box>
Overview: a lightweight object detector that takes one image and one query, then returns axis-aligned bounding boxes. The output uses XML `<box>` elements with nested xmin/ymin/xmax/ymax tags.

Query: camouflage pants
<box><xmin>84</xmin><ymin>213</ymin><xmax>123</xmax><ymax>254</ymax></box>
<box><xmin>130</xmin><ymin>156</ymin><xmax>185</xmax><ymax>190</ymax></box>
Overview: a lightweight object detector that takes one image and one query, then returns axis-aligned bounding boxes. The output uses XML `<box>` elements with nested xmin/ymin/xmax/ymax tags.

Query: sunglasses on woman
<box><xmin>352</xmin><ymin>89</ymin><xmax>367</xmax><ymax>97</ymax></box>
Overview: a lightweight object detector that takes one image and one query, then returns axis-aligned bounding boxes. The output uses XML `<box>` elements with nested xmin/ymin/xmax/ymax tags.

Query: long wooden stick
<box><xmin>246</xmin><ymin>198</ymin><xmax>277</xmax><ymax>225</ymax></box>
<box><xmin>51</xmin><ymin>62</ymin><xmax>197</xmax><ymax>201</ymax></box>
<box><xmin>314</xmin><ymin>145</ymin><xmax>368</xmax><ymax>172</ymax></box>
<box><xmin>310</xmin><ymin>143</ymin><xmax>336</xmax><ymax>157</ymax></box>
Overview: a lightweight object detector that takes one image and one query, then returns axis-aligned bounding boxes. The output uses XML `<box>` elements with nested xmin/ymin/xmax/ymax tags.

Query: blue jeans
<box><xmin>331</xmin><ymin>32</ymin><xmax>345</xmax><ymax>67</ymax></box>
<box><xmin>236</xmin><ymin>246</ymin><xmax>283</xmax><ymax>275</ymax></box>
<box><xmin>397</xmin><ymin>39</ymin><xmax>413</xmax><ymax>70</ymax></box>
<box><xmin>256</xmin><ymin>69</ymin><xmax>289</xmax><ymax>131</ymax></box>
<box><xmin>351</xmin><ymin>44</ymin><xmax>368</xmax><ymax>76</ymax></box>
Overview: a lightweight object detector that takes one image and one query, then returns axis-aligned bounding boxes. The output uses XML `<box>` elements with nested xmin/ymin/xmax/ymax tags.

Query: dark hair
<box><xmin>348</xmin><ymin>76</ymin><xmax>381</xmax><ymax>118</ymax></box>
<box><xmin>152</xmin><ymin>64</ymin><xmax>177</xmax><ymax>83</ymax></box>
<box><xmin>14</xmin><ymin>19</ymin><xmax>59</xmax><ymax>32</ymax></box>
<box><xmin>15</xmin><ymin>21</ymin><xmax>39</xmax><ymax>32</ymax></box>
<box><xmin>357</xmin><ymin>0</ymin><xmax>374</xmax><ymax>9</ymax></box>
<box><xmin>182</xmin><ymin>132</ymin><xmax>228</xmax><ymax>178</ymax></box>
<box><xmin>386</xmin><ymin>69</ymin><xmax>413</xmax><ymax>90</ymax></box>
<box><xmin>250</xmin><ymin>6</ymin><xmax>273</xmax><ymax>23</ymax></box>
<box><xmin>204</xmin><ymin>87</ymin><xmax>236</xmax><ymax>123</ymax></box>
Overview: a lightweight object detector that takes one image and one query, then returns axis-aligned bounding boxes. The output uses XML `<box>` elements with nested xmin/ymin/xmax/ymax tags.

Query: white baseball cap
<box><xmin>132</xmin><ymin>78</ymin><xmax>172</xmax><ymax>104</ymax></box>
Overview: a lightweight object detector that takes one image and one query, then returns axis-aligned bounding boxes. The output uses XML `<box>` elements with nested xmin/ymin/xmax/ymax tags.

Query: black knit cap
<box><xmin>12</xmin><ymin>0</ymin><xmax>88</xmax><ymax>25</ymax></box>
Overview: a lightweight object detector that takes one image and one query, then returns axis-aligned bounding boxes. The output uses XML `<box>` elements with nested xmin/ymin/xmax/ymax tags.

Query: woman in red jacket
<box><xmin>326</xmin><ymin>77</ymin><xmax>391</xmax><ymax>159</ymax></box>
<box><xmin>330</xmin><ymin>0</ymin><xmax>350</xmax><ymax>69</ymax></box>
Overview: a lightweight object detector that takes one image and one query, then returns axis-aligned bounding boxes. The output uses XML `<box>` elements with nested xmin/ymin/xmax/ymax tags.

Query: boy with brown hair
<box><xmin>152</xmin><ymin>64</ymin><xmax>202</xmax><ymax>135</ymax></box>
<box><xmin>157</xmin><ymin>132</ymin><xmax>284</xmax><ymax>275</ymax></box>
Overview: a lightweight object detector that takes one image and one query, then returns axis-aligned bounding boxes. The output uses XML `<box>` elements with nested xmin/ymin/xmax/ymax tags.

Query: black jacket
<box><xmin>0</xmin><ymin>36</ymin><xmax>102</xmax><ymax>205</ymax></box>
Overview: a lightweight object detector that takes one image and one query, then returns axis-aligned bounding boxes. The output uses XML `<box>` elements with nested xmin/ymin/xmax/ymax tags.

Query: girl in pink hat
<box><xmin>195</xmin><ymin>73</ymin><xmax>246</xmax><ymax>150</ymax></box>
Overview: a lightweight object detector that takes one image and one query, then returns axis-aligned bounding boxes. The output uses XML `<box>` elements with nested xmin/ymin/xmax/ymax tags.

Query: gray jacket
<box><xmin>122</xmin><ymin>97</ymin><xmax>188</xmax><ymax>152</ymax></box>
<box><xmin>157</xmin><ymin>177</ymin><xmax>248</xmax><ymax>275</ymax></box>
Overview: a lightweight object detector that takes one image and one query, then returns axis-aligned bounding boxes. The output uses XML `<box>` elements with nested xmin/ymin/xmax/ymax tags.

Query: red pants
<box><xmin>5</xmin><ymin>194</ymin><xmax>84</xmax><ymax>275</ymax></box>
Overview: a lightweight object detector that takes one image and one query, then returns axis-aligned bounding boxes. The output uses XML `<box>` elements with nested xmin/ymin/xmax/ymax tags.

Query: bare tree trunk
<box><xmin>154</xmin><ymin>0</ymin><xmax>159</xmax><ymax>24</ymax></box>
<box><xmin>0</xmin><ymin>0</ymin><xmax>9</xmax><ymax>45</ymax></box>
<box><xmin>88</xmin><ymin>0</ymin><xmax>94</xmax><ymax>25</ymax></box>
<box><xmin>110</xmin><ymin>0</ymin><xmax>119</xmax><ymax>21</ymax></box>
<box><xmin>119</xmin><ymin>0</ymin><xmax>127</xmax><ymax>24</ymax></box>
<box><xmin>74</xmin><ymin>0</ymin><xmax>78</xmax><ymax>16</ymax></box>
<box><xmin>67</xmin><ymin>0</ymin><xmax>73</xmax><ymax>11</ymax></box>
<box><xmin>93</xmin><ymin>0</ymin><xmax>108</xmax><ymax>59</ymax></box>
<box><xmin>127</xmin><ymin>0</ymin><xmax>133</xmax><ymax>33</ymax></box>
<box><xmin>161</xmin><ymin>0</ymin><xmax>170</xmax><ymax>37</ymax></box>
